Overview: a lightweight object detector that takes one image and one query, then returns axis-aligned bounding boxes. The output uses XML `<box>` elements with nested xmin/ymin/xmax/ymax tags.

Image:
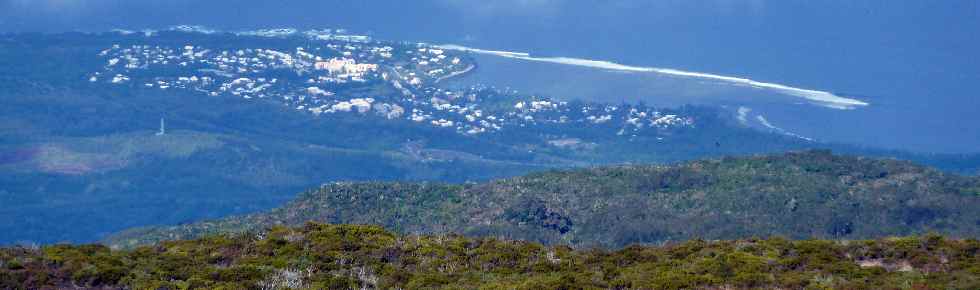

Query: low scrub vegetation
<box><xmin>3</xmin><ymin>222</ymin><xmax>979</xmax><ymax>289</ymax></box>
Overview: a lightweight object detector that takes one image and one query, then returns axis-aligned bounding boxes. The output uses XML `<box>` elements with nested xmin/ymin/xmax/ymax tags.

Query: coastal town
<box><xmin>90</xmin><ymin>26</ymin><xmax>695</xmax><ymax>141</ymax></box>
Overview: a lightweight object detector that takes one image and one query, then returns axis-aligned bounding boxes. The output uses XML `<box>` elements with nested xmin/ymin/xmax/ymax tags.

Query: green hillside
<box><xmin>108</xmin><ymin>150</ymin><xmax>980</xmax><ymax>249</ymax></box>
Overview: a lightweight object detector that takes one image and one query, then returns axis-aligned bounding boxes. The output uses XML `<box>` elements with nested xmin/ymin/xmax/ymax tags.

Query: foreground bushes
<box><xmin>2</xmin><ymin>223</ymin><xmax>978</xmax><ymax>289</ymax></box>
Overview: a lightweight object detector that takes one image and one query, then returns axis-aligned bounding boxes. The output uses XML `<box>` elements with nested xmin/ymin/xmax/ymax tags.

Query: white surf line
<box><xmin>436</xmin><ymin>44</ymin><xmax>869</xmax><ymax>110</ymax></box>
<box><xmin>756</xmin><ymin>115</ymin><xmax>814</xmax><ymax>141</ymax></box>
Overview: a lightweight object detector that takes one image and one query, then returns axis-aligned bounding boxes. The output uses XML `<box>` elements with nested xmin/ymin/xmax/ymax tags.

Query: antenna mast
<box><xmin>156</xmin><ymin>118</ymin><xmax>166</xmax><ymax>136</ymax></box>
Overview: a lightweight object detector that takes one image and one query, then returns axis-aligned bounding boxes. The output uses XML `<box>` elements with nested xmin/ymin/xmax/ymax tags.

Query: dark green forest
<box><xmin>109</xmin><ymin>150</ymin><xmax>980</xmax><ymax>249</ymax></box>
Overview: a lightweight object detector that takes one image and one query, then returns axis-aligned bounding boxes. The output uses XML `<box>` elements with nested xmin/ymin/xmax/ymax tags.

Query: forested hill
<box><xmin>108</xmin><ymin>150</ymin><xmax>980</xmax><ymax>249</ymax></box>
<box><xmin>5</xmin><ymin>223</ymin><xmax>980</xmax><ymax>289</ymax></box>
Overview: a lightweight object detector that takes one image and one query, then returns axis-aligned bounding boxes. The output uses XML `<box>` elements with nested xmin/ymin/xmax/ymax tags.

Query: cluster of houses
<box><xmin>90</xmin><ymin>29</ymin><xmax>695</xmax><ymax>141</ymax></box>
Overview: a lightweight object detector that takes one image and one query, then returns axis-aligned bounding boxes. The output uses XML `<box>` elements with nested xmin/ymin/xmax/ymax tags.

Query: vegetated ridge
<box><xmin>108</xmin><ymin>150</ymin><xmax>980</xmax><ymax>249</ymax></box>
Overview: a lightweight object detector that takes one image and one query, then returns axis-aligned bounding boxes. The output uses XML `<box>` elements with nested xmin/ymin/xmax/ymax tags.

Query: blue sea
<box><xmin>2</xmin><ymin>0</ymin><xmax>978</xmax><ymax>153</ymax></box>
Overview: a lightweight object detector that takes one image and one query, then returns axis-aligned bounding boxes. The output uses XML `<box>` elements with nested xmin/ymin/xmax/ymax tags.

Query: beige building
<box><xmin>315</xmin><ymin>58</ymin><xmax>377</xmax><ymax>75</ymax></box>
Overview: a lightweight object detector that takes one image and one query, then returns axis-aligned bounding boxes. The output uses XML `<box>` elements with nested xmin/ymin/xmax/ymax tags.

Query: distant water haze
<box><xmin>2</xmin><ymin>0</ymin><xmax>978</xmax><ymax>153</ymax></box>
